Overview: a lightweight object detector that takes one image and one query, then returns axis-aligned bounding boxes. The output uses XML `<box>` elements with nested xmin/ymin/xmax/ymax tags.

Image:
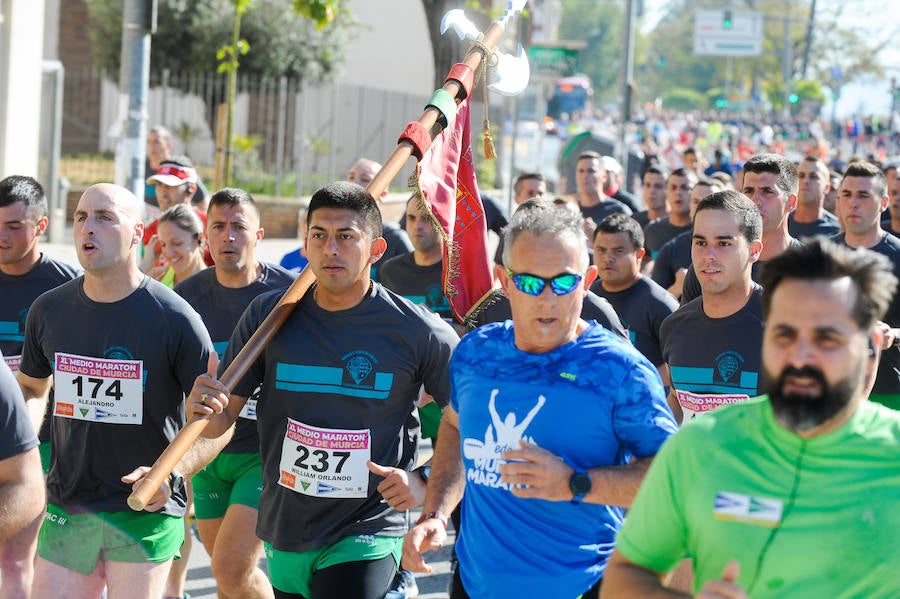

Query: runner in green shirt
<box><xmin>603</xmin><ymin>238</ymin><xmax>900</xmax><ymax>598</ymax></box>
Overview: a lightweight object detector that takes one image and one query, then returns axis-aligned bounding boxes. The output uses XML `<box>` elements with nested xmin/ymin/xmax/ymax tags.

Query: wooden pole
<box><xmin>128</xmin><ymin>14</ymin><xmax>512</xmax><ymax>512</ymax></box>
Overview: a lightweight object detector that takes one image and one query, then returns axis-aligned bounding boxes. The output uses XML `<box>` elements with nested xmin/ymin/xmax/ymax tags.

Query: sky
<box><xmin>640</xmin><ymin>0</ymin><xmax>900</xmax><ymax>118</ymax></box>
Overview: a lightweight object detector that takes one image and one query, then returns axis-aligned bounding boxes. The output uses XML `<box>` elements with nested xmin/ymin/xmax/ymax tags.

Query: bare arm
<box><xmin>402</xmin><ymin>407</ymin><xmax>466</xmax><ymax>573</ymax></box>
<box><xmin>667</xmin><ymin>384</ymin><xmax>684</xmax><ymax>425</ymax></box>
<box><xmin>602</xmin><ymin>549</ymin><xmax>689</xmax><ymax>598</ymax></box>
<box><xmin>16</xmin><ymin>371</ymin><xmax>51</xmax><ymax>435</ymax></box>
<box><xmin>0</xmin><ymin>447</ymin><xmax>45</xmax><ymax>543</ymax></box>
<box><xmin>603</xmin><ymin>551</ymin><xmax>747</xmax><ymax>599</ymax></box>
<box><xmin>184</xmin><ymin>352</ymin><xmax>248</xmax><ymax>438</ymax></box>
<box><xmin>175</xmin><ymin>423</ymin><xmax>235</xmax><ymax>477</ymax></box>
<box><xmin>667</xmin><ymin>268</ymin><xmax>687</xmax><ymax>299</ymax></box>
<box><xmin>499</xmin><ymin>443</ymin><xmax>655</xmax><ymax>507</ymax></box>
<box><xmin>656</xmin><ymin>363</ymin><xmax>672</xmax><ymax>390</ymax></box>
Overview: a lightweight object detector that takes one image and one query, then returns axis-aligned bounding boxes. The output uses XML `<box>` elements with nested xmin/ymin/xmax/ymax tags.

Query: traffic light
<box><xmin>788</xmin><ymin>93</ymin><xmax>799</xmax><ymax>104</ymax></box>
<box><xmin>723</xmin><ymin>10</ymin><xmax>733</xmax><ymax>29</ymax></box>
<box><xmin>715</xmin><ymin>98</ymin><xmax>729</xmax><ymax>108</ymax></box>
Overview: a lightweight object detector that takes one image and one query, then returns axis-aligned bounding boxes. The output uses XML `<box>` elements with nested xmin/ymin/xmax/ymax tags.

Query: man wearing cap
<box><xmin>142</xmin><ymin>159</ymin><xmax>213</xmax><ymax>270</ymax></box>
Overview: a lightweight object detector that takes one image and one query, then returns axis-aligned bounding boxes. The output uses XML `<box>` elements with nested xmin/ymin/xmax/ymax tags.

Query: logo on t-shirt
<box><xmin>714</xmin><ymin>351</ymin><xmax>743</xmax><ymax>384</ymax></box>
<box><xmin>714</xmin><ymin>491</ymin><xmax>783</xmax><ymax>527</ymax></box>
<box><xmin>462</xmin><ymin>389</ymin><xmax>545</xmax><ymax>491</ymax></box>
<box><xmin>343</xmin><ymin>350</ymin><xmax>376</xmax><ymax>384</ymax></box>
<box><xmin>104</xmin><ymin>346</ymin><xmax>135</xmax><ymax>360</ymax></box>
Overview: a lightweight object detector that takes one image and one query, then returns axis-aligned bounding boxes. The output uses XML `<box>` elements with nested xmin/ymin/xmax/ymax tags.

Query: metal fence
<box><xmin>61</xmin><ymin>67</ymin><xmax>446</xmax><ymax>196</ymax></box>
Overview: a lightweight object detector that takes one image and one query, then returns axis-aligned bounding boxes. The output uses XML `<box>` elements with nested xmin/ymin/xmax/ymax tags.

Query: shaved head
<box><xmin>81</xmin><ymin>183</ymin><xmax>143</xmax><ymax>222</ymax></box>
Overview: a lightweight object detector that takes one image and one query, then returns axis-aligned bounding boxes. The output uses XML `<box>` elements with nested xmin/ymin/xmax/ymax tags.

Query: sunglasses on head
<box><xmin>505</xmin><ymin>267</ymin><xmax>584</xmax><ymax>296</ymax></box>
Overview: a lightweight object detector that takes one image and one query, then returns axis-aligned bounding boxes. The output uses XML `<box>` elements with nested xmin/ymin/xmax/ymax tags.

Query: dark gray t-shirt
<box><xmin>19</xmin><ymin>277</ymin><xmax>213</xmax><ymax>515</ymax></box>
<box><xmin>591</xmin><ymin>277</ymin><xmax>679</xmax><ymax>367</ymax></box>
<box><xmin>0</xmin><ymin>352</ymin><xmax>38</xmax><ymax>461</ymax></box>
<box><xmin>661</xmin><ymin>287</ymin><xmax>764</xmax><ymax>421</ymax></box>
<box><xmin>580</xmin><ymin>199</ymin><xmax>631</xmax><ymax>224</ymax></box>
<box><xmin>372</xmin><ymin>221</ymin><xmax>413</xmax><ymax>281</ymax></box>
<box><xmin>787</xmin><ymin>212</ymin><xmax>841</xmax><ymax>240</ymax></box>
<box><xmin>651</xmin><ymin>230</ymin><xmax>692</xmax><ymax>290</ymax></box>
<box><xmin>832</xmin><ymin>232</ymin><xmax>900</xmax><ymax>395</ymax></box>
<box><xmin>0</xmin><ymin>255</ymin><xmax>82</xmax><ymax>442</ymax></box>
<box><xmin>644</xmin><ymin>217</ymin><xmax>692</xmax><ymax>260</ymax></box>
<box><xmin>0</xmin><ymin>254</ymin><xmax>81</xmax><ymax>361</ymax></box>
<box><xmin>222</xmin><ymin>283</ymin><xmax>458</xmax><ymax>552</ymax></box>
<box><xmin>379</xmin><ymin>253</ymin><xmax>452</xmax><ymax>320</ymax></box>
<box><xmin>175</xmin><ymin>263</ymin><xmax>297</xmax><ymax>453</ymax></box>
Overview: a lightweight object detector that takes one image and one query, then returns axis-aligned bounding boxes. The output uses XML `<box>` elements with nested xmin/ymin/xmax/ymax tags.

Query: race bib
<box><xmin>239</xmin><ymin>398</ymin><xmax>258</xmax><ymax>420</ymax></box>
<box><xmin>278</xmin><ymin>418</ymin><xmax>370</xmax><ymax>499</ymax></box>
<box><xmin>53</xmin><ymin>353</ymin><xmax>144</xmax><ymax>424</ymax></box>
<box><xmin>676</xmin><ymin>389</ymin><xmax>747</xmax><ymax>421</ymax></box>
<box><xmin>3</xmin><ymin>354</ymin><xmax>20</xmax><ymax>373</ymax></box>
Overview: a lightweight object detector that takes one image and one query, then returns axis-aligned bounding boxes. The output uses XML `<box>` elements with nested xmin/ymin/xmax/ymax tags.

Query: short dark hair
<box><xmin>208</xmin><ymin>187</ymin><xmax>261</xmax><ymax>222</ymax></box>
<box><xmin>0</xmin><ymin>175</ymin><xmax>47</xmax><ymax>220</ymax></box>
<box><xmin>577</xmin><ymin>151</ymin><xmax>603</xmax><ymax>165</ymax></box>
<box><xmin>668</xmin><ymin>167</ymin><xmax>698</xmax><ymax>185</ymax></box>
<box><xmin>694</xmin><ymin>190</ymin><xmax>762</xmax><ymax>243</ymax></box>
<box><xmin>643</xmin><ymin>165</ymin><xmax>669</xmax><ymax>179</ymax></box>
<box><xmin>594</xmin><ymin>213</ymin><xmax>644</xmax><ymax>250</ymax></box>
<box><xmin>743</xmin><ymin>152</ymin><xmax>799</xmax><ymax>196</ymax></box>
<box><xmin>515</xmin><ymin>172</ymin><xmax>544</xmax><ymax>186</ymax></box>
<box><xmin>760</xmin><ymin>237</ymin><xmax>897</xmax><ymax>330</ymax></box>
<box><xmin>307</xmin><ymin>181</ymin><xmax>382</xmax><ymax>239</ymax></box>
<box><xmin>158</xmin><ymin>204</ymin><xmax>203</xmax><ymax>242</ymax></box>
<box><xmin>841</xmin><ymin>160</ymin><xmax>887</xmax><ymax>199</ymax></box>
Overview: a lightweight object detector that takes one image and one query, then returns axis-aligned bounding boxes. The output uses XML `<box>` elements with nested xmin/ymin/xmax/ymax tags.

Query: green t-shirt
<box><xmin>617</xmin><ymin>396</ymin><xmax>900</xmax><ymax>597</ymax></box>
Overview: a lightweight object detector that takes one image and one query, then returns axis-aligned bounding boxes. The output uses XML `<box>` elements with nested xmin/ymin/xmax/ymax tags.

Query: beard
<box><xmin>764</xmin><ymin>365</ymin><xmax>860</xmax><ymax>433</ymax></box>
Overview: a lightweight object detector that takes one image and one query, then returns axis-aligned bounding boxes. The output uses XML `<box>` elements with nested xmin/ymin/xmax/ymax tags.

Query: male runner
<box><xmin>591</xmin><ymin>214</ymin><xmax>678</xmax><ymax>387</ymax></box>
<box><xmin>17</xmin><ymin>183</ymin><xmax>218</xmax><ymax>599</ymax></box>
<box><xmin>379</xmin><ymin>196</ymin><xmax>451</xmax><ymax>320</ymax></box>
<box><xmin>403</xmin><ymin>199</ymin><xmax>676</xmax><ymax>598</ymax></box>
<box><xmin>175</xmin><ymin>188</ymin><xmax>296</xmax><ymax>599</ymax></box>
<box><xmin>660</xmin><ymin>190</ymin><xmax>764</xmax><ymax>423</ymax></box>
<box><xmin>187</xmin><ymin>181</ymin><xmax>458</xmax><ymax>599</ymax></box>
<box><xmin>831</xmin><ymin>161</ymin><xmax>900</xmax><ymax>408</ymax></box>
<box><xmin>0</xmin><ymin>175</ymin><xmax>80</xmax><ymax>597</ymax></box>
<box><xmin>603</xmin><ymin>238</ymin><xmax>900</xmax><ymax>598</ymax></box>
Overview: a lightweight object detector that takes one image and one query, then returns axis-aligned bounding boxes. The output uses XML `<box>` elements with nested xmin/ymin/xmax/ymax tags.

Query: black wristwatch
<box><xmin>416</xmin><ymin>465</ymin><xmax>431</xmax><ymax>484</ymax></box>
<box><xmin>569</xmin><ymin>469</ymin><xmax>591</xmax><ymax>504</ymax></box>
<box><xmin>169</xmin><ymin>470</ymin><xmax>185</xmax><ymax>496</ymax></box>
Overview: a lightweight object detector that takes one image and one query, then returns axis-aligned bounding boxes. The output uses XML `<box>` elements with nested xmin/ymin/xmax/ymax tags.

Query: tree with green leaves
<box><xmin>87</xmin><ymin>0</ymin><xmax>350</xmax><ymax>184</ymax></box>
<box><xmin>633</xmin><ymin>0</ymin><xmax>895</xmax><ymax>115</ymax></box>
<box><xmin>87</xmin><ymin>0</ymin><xmax>349</xmax><ymax>81</ymax></box>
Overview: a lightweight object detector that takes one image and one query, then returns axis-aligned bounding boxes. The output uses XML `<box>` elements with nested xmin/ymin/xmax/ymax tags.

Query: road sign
<box><xmin>527</xmin><ymin>45</ymin><xmax>579</xmax><ymax>79</ymax></box>
<box><xmin>693</xmin><ymin>10</ymin><xmax>763</xmax><ymax>57</ymax></box>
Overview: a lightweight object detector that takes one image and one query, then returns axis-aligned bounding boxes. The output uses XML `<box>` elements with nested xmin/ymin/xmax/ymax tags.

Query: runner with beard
<box><xmin>602</xmin><ymin>238</ymin><xmax>900</xmax><ymax>598</ymax></box>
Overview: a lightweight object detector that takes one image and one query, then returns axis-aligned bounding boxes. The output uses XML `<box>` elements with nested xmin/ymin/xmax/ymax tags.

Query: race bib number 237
<box><xmin>278</xmin><ymin>418</ymin><xmax>370</xmax><ymax>499</ymax></box>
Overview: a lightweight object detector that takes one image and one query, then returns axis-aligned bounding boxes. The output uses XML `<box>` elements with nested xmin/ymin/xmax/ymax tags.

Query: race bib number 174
<box><xmin>53</xmin><ymin>353</ymin><xmax>144</xmax><ymax>424</ymax></box>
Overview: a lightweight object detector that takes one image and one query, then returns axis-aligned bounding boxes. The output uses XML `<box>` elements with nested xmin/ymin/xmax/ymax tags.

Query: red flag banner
<box><xmin>414</xmin><ymin>97</ymin><xmax>496</xmax><ymax>324</ymax></box>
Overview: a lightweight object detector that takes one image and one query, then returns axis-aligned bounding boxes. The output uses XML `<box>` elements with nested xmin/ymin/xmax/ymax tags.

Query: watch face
<box><xmin>570</xmin><ymin>472</ymin><xmax>591</xmax><ymax>495</ymax></box>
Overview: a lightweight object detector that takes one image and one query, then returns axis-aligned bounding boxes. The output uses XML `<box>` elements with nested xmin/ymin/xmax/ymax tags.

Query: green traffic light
<box><xmin>723</xmin><ymin>10</ymin><xmax>733</xmax><ymax>29</ymax></box>
<box><xmin>789</xmin><ymin>93</ymin><xmax>799</xmax><ymax>104</ymax></box>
